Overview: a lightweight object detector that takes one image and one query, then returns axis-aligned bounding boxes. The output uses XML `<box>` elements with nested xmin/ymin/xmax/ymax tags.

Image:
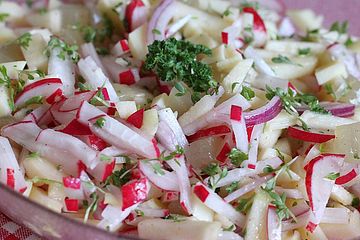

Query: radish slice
<box><xmin>193</xmin><ymin>182</ymin><xmax>246</xmax><ymax>227</ymax></box>
<box><xmin>243</xmin><ymin>123</ymin><xmax>264</xmax><ymax>167</ymax></box>
<box><xmin>287</xmin><ymin>126</ymin><xmax>335</xmax><ymax>143</ymax></box>
<box><xmin>87</xmin><ymin>158</ymin><xmax>115</xmax><ymax>182</ymax></box>
<box><xmin>156</xmin><ymin>108</ymin><xmax>188</xmax><ymax>151</ymax></box>
<box><xmin>125</xmin><ymin>0</ymin><xmax>148</xmax><ymax>31</ymax></box>
<box><xmin>335</xmin><ymin>168</ymin><xmax>358</xmax><ymax>186</ymax></box>
<box><xmin>162</xmin><ymin>191</ymin><xmax>179</xmax><ymax>202</ymax></box>
<box><xmin>244</xmin><ymin>46</ymin><xmax>275</xmax><ymax>77</ymax></box>
<box><xmin>187</xmin><ymin>125</ymin><xmax>231</xmax><ymax>143</ymax></box>
<box><xmin>167</xmin><ymin>156</ymin><xmax>192</xmax><ymax>214</ymax></box>
<box><xmin>221</xmin><ymin>19</ymin><xmax>242</xmax><ymax>45</ymax></box>
<box><xmin>118</xmin><ymin>68</ymin><xmax>141</xmax><ymax>85</ymax></box>
<box><xmin>63</xmin><ymin>176</ymin><xmax>85</xmax><ymax>200</ymax></box>
<box><xmin>225</xmin><ymin>174</ymin><xmax>274</xmax><ymax>203</ymax></box>
<box><xmin>267</xmin><ymin>205</ymin><xmax>281</xmax><ymax>240</ymax></box>
<box><xmin>59</xmin><ymin>90</ymin><xmax>97</xmax><ymax>112</ymax></box>
<box><xmin>242</xmin><ymin>7</ymin><xmax>267</xmax><ymax>47</ymax></box>
<box><xmin>98</xmin><ymin>204</ymin><xmax>138</xmax><ymax>231</ymax></box>
<box><xmin>0</xmin><ymin>137</ymin><xmax>27</xmax><ymax>193</ymax></box>
<box><xmin>78</xmin><ymin>56</ymin><xmax>118</xmax><ymax>102</ymax></box>
<box><xmin>127</xmin><ymin>109</ymin><xmax>144</xmax><ymax>129</ymax></box>
<box><xmin>80</xmin><ymin>42</ymin><xmax>109</xmax><ymax>77</ymax></box>
<box><xmin>111</xmin><ymin>39</ymin><xmax>130</xmax><ymax>57</ymax></box>
<box><xmin>121</xmin><ymin>178</ymin><xmax>150</xmax><ymax>210</ymax></box>
<box><xmin>48</xmin><ymin>48</ymin><xmax>75</xmax><ymax>96</ymax></box>
<box><xmin>244</xmin><ymin>96</ymin><xmax>282</xmax><ymax>126</ymax></box>
<box><xmin>139</xmin><ymin>160</ymin><xmax>179</xmax><ymax>192</ymax></box>
<box><xmin>305</xmin><ymin>154</ymin><xmax>345</xmax><ymax>232</ymax></box>
<box><xmin>64</xmin><ymin>198</ymin><xmax>79</xmax><ymax>212</ymax></box>
<box><xmin>230</xmin><ymin>105</ymin><xmax>248</xmax><ymax>153</ymax></box>
<box><xmin>77</xmin><ymin>102</ymin><xmax>160</xmax><ymax>159</ymax></box>
<box><xmin>15</xmin><ymin>78</ymin><xmax>63</xmax><ymax>107</ymax></box>
<box><xmin>59</xmin><ymin>119</ymin><xmax>92</xmax><ymax>136</ymax></box>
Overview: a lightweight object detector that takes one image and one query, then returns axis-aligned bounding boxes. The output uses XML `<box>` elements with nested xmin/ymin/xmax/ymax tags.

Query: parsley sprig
<box><xmin>144</xmin><ymin>38</ymin><xmax>218</xmax><ymax>102</ymax></box>
<box><xmin>16</xmin><ymin>32</ymin><xmax>32</xmax><ymax>50</ymax></box>
<box><xmin>228</xmin><ymin>148</ymin><xmax>248</xmax><ymax>167</ymax></box>
<box><xmin>266</xmin><ymin>86</ymin><xmax>328</xmax><ymax>115</ymax></box>
<box><xmin>330</xmin><ymin>21</ymin><xmax>348</xmax><ymax>35</ymax></box>
<box><xmin>271</xmin><ymin>55</ymin><xmax>302</xmax><ymax>67</ymax></box>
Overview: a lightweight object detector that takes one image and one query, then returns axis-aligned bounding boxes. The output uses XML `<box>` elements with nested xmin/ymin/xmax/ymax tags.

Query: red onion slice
<box><xmin>147</xmin><ymin>0</ymin><xmax>174</xmax><ymax>44</ymax></box>
<box><xmin>244</xmin><ymin>96</ymin><xmax>282</xmax><ymax>126</ymax></box>
<box><xmin>296</xmin><ymin>102</ymin><xmax>356</xmax><ymax>117</ymax></box>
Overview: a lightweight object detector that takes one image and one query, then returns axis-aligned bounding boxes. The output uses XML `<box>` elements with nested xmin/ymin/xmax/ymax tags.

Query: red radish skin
<box><xmin>63</xmin><ymin>177</ymin><xmax>81</xmax><ymax>189</ymax></box>
<box><xmin>187</xmin><ymin>125</ymin><xmax>231</xmax><ymax>143</ymax></box>
<box><xmin>64</xmin><ymin>198</ymin><xmax>79</xmax><ymax>212</ymax></box>
<box><xmin>121</xmin><ymin>178</ymin><xmax>149</xmax><ymax>210</ymax></box>
<box><xmin>119</xmin><ymin>69</ymin><xmax>139</xmax><ymax>85</ymax></box>
<box><xmin>248</xmin><ymin>164</ymin><xmax>256</xmax><ymax>169</ymax></box>
<box><xmin>246</xmin><ymin>126</ymin><xmax>254</xmax><ymax>142</ymax></box>
<box><xmin>60</xmin><ymin>119</ymin><xmax>93</xmax><ymax>136</ymax></box>
<box><xmin>193</xmin><ymin>184</ymin><xmax>210</xmax><ymax>202</ymax></box>
<box><xmin>88</xmin><ymin>135</ymin><xmax>108</xmax><ymax>151</ymax></box>
<box><xmin>77</xmin><ymin>161</ymin><xmax>87</xmax><ymax>177</ymax></box>
<box><xmin>222</xmin><ymin>32</ymin><xmax>229</xmax><ymax>45</ymax></box>
<box><xmin>335</xmin><ymin>169</ymin><xmax>358</xmax><ymax>185</ymax></box>
<box><xmin>125</xmin><ymin>0</ymin><xmax>145</xmax><ymax>31</ymax></box>
<box><xmin>6</xmin><ymin>168</ymin><xmax>15</xmax><ymax>189</ymax></box>
<box><xmin>102</xmin><ymin>160</ymin><xmax>116</xmax><ymax>182</ymax></box>
<box><xmin>287</xmin><ymin>126</ymin><xmax>335</xmax><ymax>143</ymax></box>
<box><xmin>230</xmin><ymin>105</ymin><xmax>243</xmax><ymax>121</ymax></box>
<box><xmin>151</xmin><ymin>138</ymin><xmax>161</xmax><ymax>158</ymax></box>
<box><xmin>46</xmin><ymin>88</ymin><xmax>64</xmax><ymax>104</ymax></box>
<box><xmin>126</xmin><ymin>109</ymin><xmax>144</xmax><ymax>129</ymax></box>
<box><xmin>242</xmin><ymin>7</ymin><xmax>267</xmax><ymax>33</ymax></box>
<box><xmin>216</xmin><ymin>142</ymin><xmax>231</xmax><ymax>163</ymax></box>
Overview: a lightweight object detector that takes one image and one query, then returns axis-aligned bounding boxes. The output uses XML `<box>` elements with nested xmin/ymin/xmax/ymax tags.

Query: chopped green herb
<box><xmin>330</xmin><ymin>21</ymin><xmax>349</xmax><ymax>34</ymax></box>
<box><xmin>95</xmin><ymin>117</ymin><xmax>106</xmax><ymax>128</ymax></box>
<box><xmin>97</xmin><ymin>15</ymin><xmax>114</xmax><ymax>41</ymax></box>
<box><xmin>298</xmin><ymin>118</ymin><xmax>309</xmax><ymax>131</ymax></box>
<box><xmin>266</xmin><ymin>86</ymin><xmax>328</xmax><ymax>115</ymax></box>
<box><xmin>46</xmin><ymin>36</ymin><xmax>80</xmax><ymax>63</ymax></box>
<box><xmin>226</xmin><ymin>181</ymin><xmax>239</xmax><ymax>193</ymax></box>
<box><xmin>104</xmin><ymin>166</ymin><xmax>131</xmax><ymax>187</ymax></box>
<box><xmin>298</xmin><ymin>48</ymin><xmax>311</xmax><ymax>56</ymax></box>
<box><xmin>23</xmin><ymin>96</ymin><xmax>43</xmax><ymax>107</ymax></box>
<box><xmin>152</xmin><ymin>29</ymin><xmax>161</xmax><ymax>35</ymax></box>
<box><xmin>159</xmin><ymin>145</ymin><xmax>184</xmax><ymax>161</ymax></box>
<box><xmin>325</xmin><ymin>172</ymin><xmax>340</xmax><ymax>180</ymax></box>
<box><xmin>354</xmin><ymin>153</ymin><xmax>360</xmax><ymax>159</ymax></box>
<box><xmin>96</xmin><ymin>47</ymin><xmax>110</xmax><ymax>56</ymax></box>
<box><xmin>345</xmin><ymin>37</ymin><xmax>354</xmax><ymax>47</ymax></box>
<box><xmin>202</xmin><ymin>162</ymin><xmax>228</xmax><ymax>189</ymax></box>
<box><xmin>301</xmin><ymin>29</ymin><xmax>319</xmax><ymax>42</ymax></box>
<box><xmin>84</xmin><ymin>193</ymin><xmax>99</xmax><ymax>223</ymax></box>
<box><xmin>0</xmin><ymin>13</ymin><xmax>9</xmax><ymax>22</ymax></box>
<box><xmin>174</xmin><ymin>82</ymin><xmax>186</xmax><ymax>96</ymax></box>
<box><xmin>263</xmin><ymin>165</ymin><xmax>276</xmax><ymax>174</ymax></box>
<box><xmin>267</xmin><ymin>191</ymin><xmax>293</xmax><ymax>221</ymax></box>
<box><xmin>223</xmin><ymin>225</ymin><xmax>236</xmax><ymax>232</ymax></box>
<box><xmin>82</xmin><ymin>26</ymin><xmax>97</xmax><ymax>43</ymax></box>
<box><xmin>100</xmin><ymin>154</ymin><xmax>112</xmax><ymax>162</ymax></box>
<box><xmin>241</xmin><ymin>85</ymin><xmax>255</xmax><ymax>100</ymax></box>
<box><xmin>144</xmin><ymin>38</ymin><xmax>217</xmax><ymax>102</ymax></box>
<box><xmin>271</xmin><ymin>55</ymin><xmax>302</xmax><ymax>67</ymax></box>
<box><xmin>135</xmin><ymin>209</ymin><xmax>145</xmax><ymax>217</ymax></box>
<box><xmin>236</xmin><ymin>196</ymin><xmax>254</xmax><ymax>214</ymax></box>
<box><xmin>228</xmin><ymin>148</ymin><xmax>248</xmax><ymax>167</ymax></box>
<box><xmin>352</xmin><ymin>197</ymin><xmax>360</xmax><ymax>208</ymax></box>
<box><xmin>223</xmin><ymin>9</ymin><xmax>232</xmax><ymax>17</ymax></box>
<box><xmin>164</xmin><ymin>214</ymin><xmax>186</xmax><ymax>222</ymax></box>
<box><xmin>16</xmin><ymin>33</ymin><xmax>32</xmax><ymax>50</ymax></box>
<box><xmin>28</xmin><ymin>152</ymin><xmax>39</xmax><ymax>158</ymax></box>
<box><xmin>324</xmin><ymin>83</ymin><xmax>336</xmax><ymax>99</ymax></box>
<box><xmin>152</xmin><ymin>162</ymin><xmax>165</xmax><ymax>176</ymax></box>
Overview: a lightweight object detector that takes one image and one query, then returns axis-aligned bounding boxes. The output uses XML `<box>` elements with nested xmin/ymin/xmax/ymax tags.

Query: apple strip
<box><xmin>304</xmin><ymin>154</ymin><xmax>345</xmax><ymax>232</ymax></box>
<box><xmin>77</xmin><ymin>102</ymin><xmax>160</xmax><ymax>159</ymax></box>
<box><xmin>193</xmin><ymin>182</ymin><xmax>246</xmax><ymax>227</ymax></box>
<box><xmin>0</xmin><ymin>136</ymin><xmax>27</xmax><ymax>193</ymax></box>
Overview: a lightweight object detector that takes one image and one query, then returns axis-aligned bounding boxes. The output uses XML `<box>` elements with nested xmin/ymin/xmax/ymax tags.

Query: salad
<box><xmin>0</xmin><ymin>0</ymin><xmax>360</xmax><ymax>239</ymax></box>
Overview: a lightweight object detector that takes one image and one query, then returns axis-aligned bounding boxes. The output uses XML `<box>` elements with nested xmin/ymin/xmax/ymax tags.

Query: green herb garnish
<box><xmin>330</xmin><ymin>21</ymin><xmax>349</xmax><ymax>34</ymax></box>
<box><xmin>16</xmin><ymin>33</ymin><xmax>32</xmax><ymax>50</ymax></box>
<box><xmin>325</xmin><ymin>172</ymin><xmax>340</xmax><ymax>180</ymax></box>
<box><xmin>95</xmin><ymin>117</ymin><xmax>106</xmax><ymax>128</ymax></box>
<box><xmin>241</xmin><ymin>85</ymin><xmax>255</xmax><ymax>101</ymax></box>
<box><xmin>228</xmin><ymin>148</ymin><xmax>248</xmax><ymax>167</ymax></box>
<box><xmin>46</xmin><ymin>36</ymin><xmax>80</xmax><ymax>63</ymax></box>
<box><xmin>298</xmin><ymin>48</ymin><xmax>311</xmax><ymax>56</ymax></box>
<box><xmin>144</xmin><ymin>38</ymin><xmax>217</xmax><ymax>102</ymax></box>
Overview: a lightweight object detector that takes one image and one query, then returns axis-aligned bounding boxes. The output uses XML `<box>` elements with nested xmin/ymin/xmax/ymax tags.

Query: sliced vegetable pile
<box><xmin>0</xmin><ymin>0</ymin><xmax>360</xmax><ymax>239</ymax></box>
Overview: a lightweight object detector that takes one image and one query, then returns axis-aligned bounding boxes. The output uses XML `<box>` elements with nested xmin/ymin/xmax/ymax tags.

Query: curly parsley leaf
<box><xmin>330</xmin><ymin>21</ymin><xmax>348</xmax><ymax>34</ymax></box>
<box><xmin>228</xmin><ymin>148</ymin><xmax>248</xmax><ymax>167</ymax></box>
<box><xmin>202</xmin><ymin>162</ymin><xmax>228</xmax><ymax>190</ymax></box>
<box><xmin>241</xmin><ymin>85</ymin><xmax>255</xmax><ymax>101</ymax></box>
<box><xmin>17</xmin><ymin>33</ymin><xmax>32</xmax><ymax>50</ymax></box>
<box><xmin>144</xmin><ymin>38</ymin><xmax>217</xmax><ymax>102</ymax></box>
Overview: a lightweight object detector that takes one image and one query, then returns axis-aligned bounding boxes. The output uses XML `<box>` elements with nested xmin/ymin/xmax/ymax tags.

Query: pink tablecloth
<box><xmin>0</xmin><ymin>213</ymin><xmax>40</xmax><ymax>240</ymax></box>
